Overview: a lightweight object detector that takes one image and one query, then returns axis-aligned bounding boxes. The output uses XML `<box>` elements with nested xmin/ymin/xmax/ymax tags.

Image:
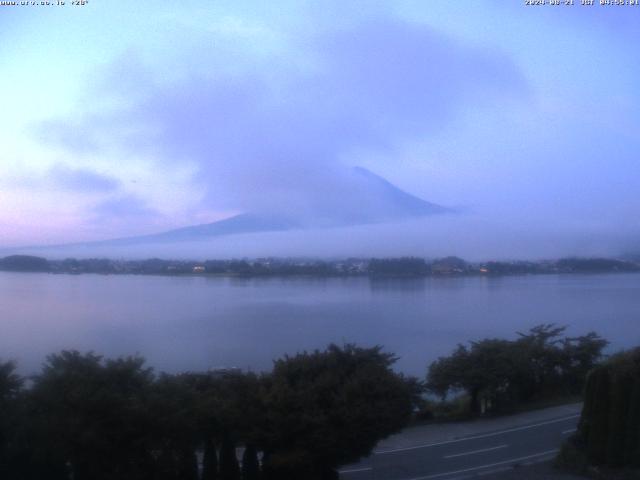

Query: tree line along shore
<box><xmin>1</xmin><ymin>254</ymin><xmax>639</xmax><ymax>277</ymax></box>
<box><xmin>1</xmin><ymin>324</ymin><xmax>637</xmax><ymax>479</ymax></box>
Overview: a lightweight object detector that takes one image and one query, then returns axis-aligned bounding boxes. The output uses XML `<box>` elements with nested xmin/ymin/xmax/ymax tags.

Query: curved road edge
<box><xmin>340</xmin><ymin>403</ymin><xmax>582</xmax><ymax>480</ymax></box>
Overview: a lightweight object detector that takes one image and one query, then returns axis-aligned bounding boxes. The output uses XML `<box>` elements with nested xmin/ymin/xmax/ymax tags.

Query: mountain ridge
<box><xmin>6</xmin><ymin>167</ymin><xmax>451</xmax><ymax>251</ymax></box>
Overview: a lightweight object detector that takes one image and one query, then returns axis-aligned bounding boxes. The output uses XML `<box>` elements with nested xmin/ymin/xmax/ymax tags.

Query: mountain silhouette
<box><xmin>11</xmin><ymin>167</ymin><xmax>451</xmax><ymax>250</ymax></box>
<box><xmin>94</xmin><ymin>167</ymin><xmax>449</xmax><ymax>246</ymax></box>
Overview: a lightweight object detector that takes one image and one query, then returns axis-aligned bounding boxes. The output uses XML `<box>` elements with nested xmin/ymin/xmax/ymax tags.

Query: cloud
<box><xmin>91</xmin><ymin>195</ymin><xmax>159</xmax><ymax>220</ymax></box>
<box><xmin>40</xmin><ymin>15</ymin><xmax>526</xmax><ymax>220</ymax></box>
<box><xmin>0</xmin><ymin>164</ymin><xmax>120</xmax><ymax>194</ymax></box>
<box><xmin>48</xmin><ymin>165</ymin><xmax>120</xmax><ymax>193</ymax></box>
<box><xmin>84</xmin><ymin>194</ymin><xmax>167</xmax><ymax>239</ymax></box>
<box><xmin>5</xmin><ymin>1</ymin><xmax>639</xmax><ymax>252</ymax></box>
<box><xmin>36</xmin><ymin>120</ymin><xmax>102</xmax><ymax>154</ymax></box>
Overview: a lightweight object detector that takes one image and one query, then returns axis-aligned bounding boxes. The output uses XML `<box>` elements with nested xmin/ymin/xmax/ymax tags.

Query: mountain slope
<box><xmin>349</xmin><ymin>166</ymin><xmax>448</xmax><ymax>219</ymax></box>
<box><xmin>101</xmin><ymin>167</ymin><xmax>449</xmax><ymax>245</ymax></box>
<box><xmin>11</xmin><ymin>167</ymin><xmax>451</xmax><ymax>250</ymax></box>
<box><xmin>97</xmin><ymin>213</ymin><xmax>299</xmax><ymax>246</ymax></box>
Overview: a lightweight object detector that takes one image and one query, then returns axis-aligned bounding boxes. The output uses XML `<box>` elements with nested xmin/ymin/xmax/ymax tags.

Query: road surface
<box><xmin>339</xmin><ymin>404</ymin><xmax>581</xmax><ymax>480</ymax></box>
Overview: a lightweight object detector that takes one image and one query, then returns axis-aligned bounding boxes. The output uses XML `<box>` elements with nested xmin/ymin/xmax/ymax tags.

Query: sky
<box><xmin>1</xmin><ymin>1</ymin><xmax>639</xmax><ymax>258</ymax></box>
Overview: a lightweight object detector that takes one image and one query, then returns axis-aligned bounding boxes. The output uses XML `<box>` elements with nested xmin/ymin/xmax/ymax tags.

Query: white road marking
<box><xmin>375</xmin><ymin>414</ymin><xmax>579</xmax><ymax>454</ymax></box>
<box><xmin>562</xmin><ymin>428</ymin><xmax>577</xmax><ymax>435</ymax></box>
<box><xmin>406</xmin><ymin>449</ymin><xmax>559</xmax><ymax>480</ymax></box>
<box><xmin>443</xmin><ymin>444</ymin><xmax>508</xmax><ymax>459</ymax></box>
<box><xmin>339</xmin><ymin>466</ymin><xmax>372</xmax><ymax>474</ymax></box>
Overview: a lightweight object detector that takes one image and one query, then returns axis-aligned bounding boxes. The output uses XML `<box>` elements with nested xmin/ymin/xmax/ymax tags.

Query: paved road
<box><xmin>339</xmin><ymin>404</ymin><xmax>581</xmax><ymax>480</ymax></box>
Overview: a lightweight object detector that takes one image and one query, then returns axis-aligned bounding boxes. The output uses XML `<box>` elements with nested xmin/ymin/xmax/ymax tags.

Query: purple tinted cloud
<box><xmin>48</xmin><ymin>165</ymin><xmax>120</xmax><ymax>193</ymax></box>
<box><xmin>91</xmin><ymin>195</ymin><xmax>160</xmax><ymax>222</ymax></box>
<box><xmin>41</xmin><ymin>16</ymin><xmax>526</xmax><ymax>220</ymax></box>
<box><xmin>1</xmin><ymin>164</ymin><xmax>120</xmax><ymax>194</ymax></box>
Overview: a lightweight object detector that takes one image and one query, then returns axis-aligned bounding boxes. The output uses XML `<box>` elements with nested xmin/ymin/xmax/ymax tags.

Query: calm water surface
<box><xmin>1</xmin><ymin>272</ymin><xmax>639</xmax><ymax>376</ymax></box>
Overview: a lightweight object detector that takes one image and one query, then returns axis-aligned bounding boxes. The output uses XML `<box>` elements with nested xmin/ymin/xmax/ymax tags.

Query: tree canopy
<box><xmin>0</xmin><ymin>344</ymin><xmax>417</xmax><ymax>480</ymax></box>
<box><xmin>261</xmin><ymin>344</ymin><xmax>417</xmax><ymax>478</ymax></box>
<box><xmin>577</xmin><ymin>347</ymin><xmax>640</xmax><ymax>468</ymax></box>
<box><xmin>427</xmin><ymin>325</ymin><xmax>608</xmax><ymax>414</ymax></box>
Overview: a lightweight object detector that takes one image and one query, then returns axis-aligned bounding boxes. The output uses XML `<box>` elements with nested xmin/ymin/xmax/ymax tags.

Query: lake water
<box><xmin>1</xmin><ymin>272</ymin><xmax>639</xmax><ymax>377</ymax></box>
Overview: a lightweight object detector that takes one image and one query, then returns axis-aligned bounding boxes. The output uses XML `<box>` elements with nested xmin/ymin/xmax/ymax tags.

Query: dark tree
<box><xmin>202</xmin><ymin>439</ymin><xmax>218</xmax><ymax>480</ymax></box>
<box><xmin>427</xmin><ymin>340</ymin><xmax>522</xmax><ymax>413</ymax></box>
<box><xmin>368</xmin><ymin>257</ymin><xmax>429</xmax><ymax>276</ymax></box>
<box><xmin>219</xmin><ymin>436</ymin><xmax>240</xmax><ymax>480</ymax></box>
<box><xmin>427</xmin><ymin>325</ymin><xmax>608</xmax><ymax>414</ymax></box>
<box><xmin>584</xmin><ymin>367</ymin><xmax>611</xmax><ymax>464</ymax></box>
<box><xmin>0</xmin><ymin>255</ymin><xmax>50</xmax><ymax>272</ymax></box>
<box><xmin>177</xmin><ymin>447</ymin><xmax>199</xmax><ymax>480</ymax></box>
<box><xmin>430</xmin><ymin>256</ymin><xmax>468</xmax><ymax>274</ymax></box>
<box><xmin>559</xmin><ymin>332</ymin><xmax>609</xmax><ymax>394</ymax></box>
<box><xmin>0</xmin><ymin>361</ymin><xmax>23</xmax><ymax>479</ymax></box>
<box><xmin>261</xmin><ymin>344</ymin><xmax>416</xmax><ymax>479</ymax></box>
<box><xmin>0</xmin><ymin>343</ymin><xmax>417</xmax><ymax>479</ymax></box>
<box><xmin>555</xmin><ymin>257</ymin><xmax>639</xmax><ymax>273</ymax></box>
<box><xmin>148</xmin><ymin>373</ymin><xmax>200</xmax><ymax>479</ymax></box>
<box><xmin>241</xmin><ymin>444</ymin><xmax>260</xmax><ymax>480</ymax></box>
<box><xmin>577</xmin><ymin>347</ymin><xmax>640</xmax><ymax>468</ymax></box>
<box><xmin>625</xmin><ymin>379</ymin><xmax>640</xmax><ymax>466</ymax></box>
<box><xmin>0</xmin><ymin>361</ymin><xmax>21</xmax><ymax>402</ymax></box>
<box><xmin>26</xmin><ymin>351</ymin><xmax>156</xmax><ymax>480</ymax></box>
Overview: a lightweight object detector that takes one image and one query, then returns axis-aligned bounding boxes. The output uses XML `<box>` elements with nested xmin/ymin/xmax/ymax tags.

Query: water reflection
<box><xmin>0</xmin><ymin>272</ymin><xmax>639</xmax><ymax>377</ymax></box>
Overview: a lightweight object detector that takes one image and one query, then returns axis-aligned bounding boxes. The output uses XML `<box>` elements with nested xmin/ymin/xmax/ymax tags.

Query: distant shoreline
<box><xmin>1</xmin><ymin>254</ymin><xmax>639</xmax><ymax>278</ymax></box>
